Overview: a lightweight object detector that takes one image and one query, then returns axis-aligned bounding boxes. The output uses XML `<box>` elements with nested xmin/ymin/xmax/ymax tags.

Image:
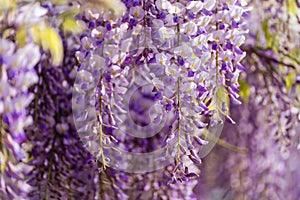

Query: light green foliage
<box><xmin>286</xmin><ymin>72</ymin><xmax>296</xmax><ymax>92</ymax></box>
<box><xmin>32</xmin><ymin>24</ymin><xmax>63</xmax><ymax>66</ymax></box>
<box><xmin>287</xmin><ymin>0</ymin><xmax>298</xmax><ymax>16</ymax></box>
<box><xmin>60</xmin><ymin>8</ymin><xmax>85</xmax><ymax>34</ymax></box>
<box><xmin>238</xmin><ymin>80</ymin><xmax>250</xmax><ymax>103</ymax></box>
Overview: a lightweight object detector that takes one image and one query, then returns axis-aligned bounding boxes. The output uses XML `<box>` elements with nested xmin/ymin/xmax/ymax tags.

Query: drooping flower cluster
<box><xmin>7</xmin><ymin>0</ymin><xmax>300</xmax><ymax>200</ymax></box>
<box><xmin>0</xmin><ymin>37</ymin><xmax>39</xmax><ymax>200</ymax></box>
<box><xmin>26</xmin><ymin>45</ymin><xmax>100</xmax><ymax>200</ymax></box>
<box><xmin>109</xmin><ymin>167</ymin><xmax>198</xmax><ymax>200</ymax></box>
<box><xmin>0</xmin><ymin>2</ymin><xmax>46</xmax><ymax>198</ymax></box>
<box><xmin>95</xmin><ymin>87</ymin><xmax>199</xmax><ymax>199</ymax></box>
<box><xmin>75</xmin><ymin>0</ymin><xmax>250</xmax><ymax>185</ymax></box>
<box><xmin>196</xmin><ymin>1</ymin><xmax>300</xmax><ymax>199</ymax></box>
<box><xmin>22</xmin><ymin>2</ymin><xmax>102</xmax><ymax>199</ymax></box>
<box><xmin>201</xmin><ymin>92</ymin><xmax>300</xmax><ymax>199</ymax></box>
<box><xmin>242</xmin><ymin>0</ymin><xmax>300</xmax><ymax>150</ymax></box>
<box><xmin>225</xmin><ymin>103</ymin><xmax>289</xmax><ymax>199</ymax></box>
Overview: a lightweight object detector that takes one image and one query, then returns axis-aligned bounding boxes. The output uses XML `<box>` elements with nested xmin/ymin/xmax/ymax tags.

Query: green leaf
<box><xmin>261</xmin><ymin>19</ymin><xmax>275</xmax><ymax>49</ymax></box>
<box><xmin>271</xmin><ymin>34</ymin><xmax>279</xmax><ymax>54</ymax></box>
<box><xmin>59</xmin><ymin>8</ymin><xmax>80</xmax><ymax>19</ymax></box>
<box><xmin>216</xmin><ymin>86</ymin><xmax>229</xmax><ymax>109</ymax></box>
<box><xmin>32</xmin><ymin>24</ymin><xmax>63</xmax><ymax>66</ymax></box>
<box><xmin>50</xmin><ymin>0</ymin><xmax>68</xmax><ymax>5</ymax></box>
<box><xmin>16</xmin><ymin>27</ymin><xmax>27</xmax><ymax>47</ymax></box>
<box><xmin>208</xmin><ymin>86</ymin><xmax>230</xmax><ymax>115</ymax></box>
<box><xmin>62</xmin><ymin>18</ymin><xmax>84</xmax><ymax>34</ymax></box>
<box><xmin>238</xmin><ymin>80</ymin><xmax>250</xmax><ymax>103</ymax></box>
<box><xmin>286</xmin><ymin>72</ymin><xmax>296</xmax><ymax>92</ymax></box>
<box><xmin>289</xmin><ymin>49</ymin><xmax>300</xmax><ymax>66</ymax></box>
<box><xmin>44</xmin><ymin>27</ymin><xmax>63</xmax><ymax>66</ymax></box>
<box><xmin>287</xmin><ymin>0</ymin><xmax>298</xmax><ymax>16</ymax></box>
<box><xmin>59</xmin><ymin>8</ymin><xmax>84</xmax><ymax>34</ymax></box>
<box><xmin>0</xmin><ymin>0</ymin><xmax>16</xmax><ymax>12</ymax></box>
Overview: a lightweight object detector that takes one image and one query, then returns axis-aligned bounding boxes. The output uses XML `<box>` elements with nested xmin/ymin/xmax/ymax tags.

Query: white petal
<box><xmin>203</xmin><ymin>0</ymin><xmax>216</xmax><ymax>11</ymax></box>
<box><xmin>187</xmin><ymin>1</ymin><xmax>203</xmax><ymax>12</ymax></box>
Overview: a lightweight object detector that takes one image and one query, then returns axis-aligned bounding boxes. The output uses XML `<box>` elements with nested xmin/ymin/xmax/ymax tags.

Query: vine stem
<box><xmin>243</xmin><ymin>46</ymin><xmax>296</xmax><ymax>69</ymax></box>
<box><xmin>45</xmin><ymin>139</ymin><xmax>55</xmax><ymax>200</ymax></box>
<box><xmin>202</xmin><ymin>131</ymin><xmax>248</xmax><ymax>154</ymax></box>
<box><xmin>143</xmin><ymin>0</ymin><xmax>147</xmax><ymax>48</ymax></box>
<box><xmin>175</xmin><ymin>0</ymin><xmax>181</xmax><ymax>166</ymax></box>
<box><xmin>99</xmin><ymin>123</ymin><xmax>106</xmax><ymax>169</ymax></box>
<box><xmin>97</xmin><ymin>161</ymin><xmax>105</xmax><ymax>200</ymax></box>
<box><xmin>215</xmin><ymin>5</ymin><xmax>219</xmax><ymax>86</ymax></box>
<box><xmin>176</xmin><ymin>77</ymin><xmax>181</xmax><ymax>164</ymax></box>
<box><xmin>98</xmin><ymin>75</ymin><xmax>107</xmax><ymax>169</ymax></box>
<box><xmin>0</xmin><ymin>116</ymin><xmax>7</xmax><ymax>174</ymax></box>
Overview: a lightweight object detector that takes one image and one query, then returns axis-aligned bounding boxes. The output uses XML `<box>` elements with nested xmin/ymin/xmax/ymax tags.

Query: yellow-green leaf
<box><xmin>62</xmin><ymin>18</ymin><xmax>84</xmax><ymax>34</ymax></box>
<box><xmin>262</xmin><ymin>19</ymin><xmax>274</xmax><ymax>48</ymax></box>
<box><xmin>216</xmin><ymin>86</ymin><xmax>229</xmax><ymax>106</ymax></box>
<box><xmin>238</xmin><ymin>80</ymin><xmax>250</xmax><ymax>103</ymax></box>
<box><xmin>16</xmin><ymin>28</ymin><xmax>27</xmax><ymax>47</ymax></box>
<box><xmin>208</xmin><ymin>86</ymin><xmax>230</xmax><ymax>115</ymax></box>
<box><xmin>286</xmin><ymin>72</ymin><xmax>296</xmax><ymax>92</ymax></box>
<box><xmin>2</xmin><ymin>28</ymin><xmax>14</xmax><ymax>39</ymax></box>
<box><xmin>297</xmin><ymin>85</ymin><xmax>300</xmax><ymax>101</ymax></box>
<box><xmin>287</xmin><ymin>0</ymin><xmax>298</xmax><ymax>16</ymax></box>
<box><xmin>44</xmin><ymin>27</ymin><xmax>63</xmax><ymax>66</ymax></box>
<box><xmin>31</xmin><ymin>24</ymin><xmax>63</xmax><ymax>66</ymax></box>
<box><xmin>0</xmin><ymin>0</ymin><xmax>16</xmax><ymax>12</ymax></box>
<box><xmin>290</xmin><ymin>49</ymin><xmax>300</xmax><ymax>66</ymax></box>
<box><xmin>59</xmin><ymin>8</ymin><xmax>80</xmax><ymax>19</ymax></box>
<box><xmin>50</xmin><ymin>0</ymin><xmax>68</xmax><ymax>5</ymax></box>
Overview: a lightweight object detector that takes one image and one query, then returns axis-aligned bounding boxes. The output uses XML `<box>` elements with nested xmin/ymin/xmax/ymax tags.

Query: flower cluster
<box><xmin>226</xmin><ymin>103</ymin><xmax>289</xmax><ymax>199</ymax></box>
<box><xmin>8</xmin><ymin>0</ymin><xmax>300</xmax><ymax>200</ymax></box>
<box><xmin>203</xmin><ymin>93</ymin><xmax>299</xmax><ymax>199</ymax></box>
<box><xmin>243</xmin><ymin>0</ymin><xmax>300</xmax><ymax>150</ymax></box>
<box><xmin>26</xmin><ymin>46</ymin><xmax>99</xmax><ymax>200</ymax></box>
<box><xmin>0</xmin><ymin>2</ymin><xmax>46</xmax><ymax>198</ymax></box>
<box><xmin>197</xmin><ymin>1</ymin><xmax>300</xmax><ymax>199</ymax></box>
<box><xmin>113</xmin><ymin>168</ymin><xmax>198</xmax><ymax>200</ymax></box>
<box><xmin>23</xmin><ymin>2</ymin><xmax>102</xmax><ymax>199</ymax></box>
<box><xmin>0</xmin><ymin>37</ymin><xmax>39</xmax><ymax>200</ymax></box>
<box><xmin>75</xmin><ymin>0</ymin><xmax>249</xmax><ymax>184</ymax></box>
